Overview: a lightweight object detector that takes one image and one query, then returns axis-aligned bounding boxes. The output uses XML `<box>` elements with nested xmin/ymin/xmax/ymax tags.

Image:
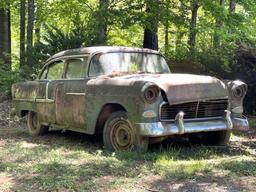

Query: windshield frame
<box><xmin>87</xmin><ymin>51</ymin><xmax>170</xmax><ymax>77</ymax></box>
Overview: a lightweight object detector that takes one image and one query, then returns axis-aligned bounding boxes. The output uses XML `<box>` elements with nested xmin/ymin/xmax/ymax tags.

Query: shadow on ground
<box><xmin>0</xmin><ymin>127</ymin><xmax>255</xmax><ymax>191</ymax></box>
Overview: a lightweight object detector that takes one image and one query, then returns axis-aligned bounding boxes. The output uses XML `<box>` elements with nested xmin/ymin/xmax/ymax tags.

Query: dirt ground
<box><xmin>0</xmin><ymin>100</ymin><xmax>255</xmax><ymax>192</ymax></box>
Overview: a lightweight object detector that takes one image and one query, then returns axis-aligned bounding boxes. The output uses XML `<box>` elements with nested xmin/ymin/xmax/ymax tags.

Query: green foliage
<box><xmin>28</xmin><ymin>19</ymin><xmax>89</xmax><ymax>73</ymax></box>
<box><xmin>4</xmin><ymin>0</ymin><xmax>256</xmax><ymax>112</ymax></box>
<box><xmin>0</xmin><ymin>66</ymin><xmax>24</xmax><ymax>97</ymax></box>
<box><xmin>42</xmin><ymin>23</ymin><xmax>87</xmax><ymax>55</ymax></box>
<box><xmin>130</xmin><ymin>63</ymin><xmax>138</xmax><ymax>73</ymax></box>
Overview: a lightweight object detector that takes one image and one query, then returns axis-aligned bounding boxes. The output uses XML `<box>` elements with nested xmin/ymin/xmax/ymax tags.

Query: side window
<box><xmin>89</xmin><ymin>54</ymin><xmax>104</xmax><ymax>77</ymax></box>
<box><xmin>66</xmin><ymin>57</ymin><xmax>88</xmax><ymax>79</ymax></box>
<box><xmin>47</xmin><ymin>61</ymin><xmax>65</xmax><ymax>80</ymax></box>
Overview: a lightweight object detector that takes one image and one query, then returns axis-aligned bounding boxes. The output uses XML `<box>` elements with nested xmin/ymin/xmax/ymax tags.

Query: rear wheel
<box><xmin>189</xmin><ymin>130</ymin><xmax>231</xmax><ymax>146</ymax></box>
<box><xmin>103</xmin><ymin>111</ymin><xmax>149</xmax><ymax>152</ymax></box>
<box><xmin>27</xmin><ymin>111</ymin><xmax>48</xmax><ymax>136</ymax></box>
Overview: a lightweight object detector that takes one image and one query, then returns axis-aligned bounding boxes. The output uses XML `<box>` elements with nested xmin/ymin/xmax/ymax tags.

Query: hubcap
<box><xmin>111</xmin><ymin>120</ymin><xmax>134</xmax><ymax>150</ymax></box>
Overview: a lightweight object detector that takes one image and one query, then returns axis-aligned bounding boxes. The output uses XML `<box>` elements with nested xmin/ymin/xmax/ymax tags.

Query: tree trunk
<box><xmin>27</xmin><ymin>0</ymin><xmax>35</xmax><ymax>70</ymax></box>
<box><xmin>164</xmin><ymin>1</ymin><xmax>169</xmax><ymax>53</ymax></box>
<box><xmin>97</xmin><ymin>0</ymin><xmax>108</xmax><ymax>45</ymax></box>
<box><xmin>176</xmin><ymin>2</ymin><xmax>187</xmax><ymax>53</ymax></box>
<box><xmin>213</xmin><ymin>0</ymin><xmax>225</xmax><ymax>48</ymax></box>
<box><xmin>143</xmin><ymin>0</ymin><xmax>159</xmax><ymax>50</ymax></box>
<box><xmin>188</xmin><ymin>0</ymin><xmax>199</xmax><ymax>51</ymax></box>
<box><xmin>164</xmin><ymin>23</ymin><xmax>169</xmax><ymax>53</ymax></box>
<box><xmin>229</xmin><ymin>0</ymin><xmax>236</xmax><ymax>13</ymax></box>
<box><xmin>0</xmin><ymin>8</ymin><xmax>11</xmax><ymax>70</ymax></box>
<box><xmin>20</xmin><ymin>0</ymin><xmax>26</xmax><ymax>69</ymax></box>
<box><xmin>228</xmin><ymin>0</ymin><xmax>236</xmax><ymax>36</ymax></box>
<box><xmin>34</xmin><ymin>25</ymin><xmax>41</xmax><ymax>43</ymax></box>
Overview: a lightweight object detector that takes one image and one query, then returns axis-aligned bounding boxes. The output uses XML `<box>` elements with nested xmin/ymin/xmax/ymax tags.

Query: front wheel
<box><xmin>189</xmin><ymin>130</ymin><xmax>231</xmax><ymax>146</ymax></box>
<box><xmin>103</xmin><ymin>111</ymin><xmax>149</xmax><ymax>152</ymax></box>
<box><xmin>27</xmin><ymin>111</ymin><xmax>48</xmax><ymax>136</ymax></box>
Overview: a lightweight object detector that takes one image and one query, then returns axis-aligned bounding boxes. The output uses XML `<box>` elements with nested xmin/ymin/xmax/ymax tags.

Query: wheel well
<box><xmin>21</xmin><ymin>110</ymin><xmax>29</xmax><ymax>117</ymax></box>
<box><xmin>95</xmin><ymin>103</ymin><xmax>126</xmax><ymax>134</ymax></box>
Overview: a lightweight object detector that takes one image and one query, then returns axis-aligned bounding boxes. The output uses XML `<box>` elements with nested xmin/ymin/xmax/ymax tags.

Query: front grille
<box><xmin>160</xmin><ymin>99</ymin><xmax>228</xmax><ymax>121</ymax></box>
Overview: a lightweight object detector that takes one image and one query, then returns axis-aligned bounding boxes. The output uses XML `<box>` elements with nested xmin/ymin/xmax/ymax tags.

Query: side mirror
<box><xmin>30</xmin><ymin>74</ymin><xmax>37</xmax><ymax>80</ymax></box>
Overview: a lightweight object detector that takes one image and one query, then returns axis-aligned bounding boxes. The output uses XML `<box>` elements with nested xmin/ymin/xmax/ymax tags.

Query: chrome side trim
<box><xmin>65</xmin><ymin>92</ymin><xmax>86</xmax><ymax>96</ymax></box>
<box><xmin>13</xmin><ymin>98</ymin><xmax>35</xmax><ymax>102</ymax></box>
<box><xmin>46</xmin><ymin>81</ymin><xmax>51</xmax><ymax>100</ymax></box>
<box><xmin>35</xmin><ymin>99</ymin><xmax>54</xmax><ymax>103</ymax></box>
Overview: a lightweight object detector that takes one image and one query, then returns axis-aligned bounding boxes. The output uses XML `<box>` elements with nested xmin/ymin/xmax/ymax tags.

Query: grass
<box><xmin>0</xmin><ymin>128</ymin><xmax>255</xmax><ymax>192</ymax></box>
<box><xmin>249</xmin><ymin>118</ymin><xmax>256</xmax><ymax>128</ymax></box>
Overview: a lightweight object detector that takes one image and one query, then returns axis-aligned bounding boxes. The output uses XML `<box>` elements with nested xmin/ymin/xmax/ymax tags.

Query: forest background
<box><xmin>0</xmin><ymin>0</ymin><xmax>256</xmax><ymax>113</ymax></box>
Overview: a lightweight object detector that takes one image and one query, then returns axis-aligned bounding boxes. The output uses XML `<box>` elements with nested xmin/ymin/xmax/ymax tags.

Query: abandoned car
<box><xmin>12</xmin><ymin>46</ymin><xmax>249</xmax><ymax>151</ymax></box>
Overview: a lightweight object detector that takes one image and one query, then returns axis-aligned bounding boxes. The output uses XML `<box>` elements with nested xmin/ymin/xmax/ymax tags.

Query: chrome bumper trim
<box><xmin>136</xmin><ymin>110</ymin><xmax>249</xmax><ymax>137</ymax></box>
<box><xmin>232</xmin><ymin>115</ymin><xmax>249</xmax><ymax>131</ymax></box>
<box><xmin>136</xmin><ymin>119</ymin><xmax>229</xmax><ymax>137</ymax></box>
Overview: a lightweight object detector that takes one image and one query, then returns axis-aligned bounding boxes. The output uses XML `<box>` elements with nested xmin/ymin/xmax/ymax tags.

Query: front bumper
<box><xmin>136</xmin><ymin>111</ymin><xmax>249</xmax><ymax>137</ymax></box>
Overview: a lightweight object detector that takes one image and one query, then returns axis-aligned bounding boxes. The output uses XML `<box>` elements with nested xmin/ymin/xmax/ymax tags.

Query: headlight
<box><xmin>230</xmin><ymin>80</ymin><xmax>247</xmax><ymax>99</ymax></box>
<box><xmin>142</xmin><ymin>83</ymin><xmax>160</xmax><ymax>104</ymax></box>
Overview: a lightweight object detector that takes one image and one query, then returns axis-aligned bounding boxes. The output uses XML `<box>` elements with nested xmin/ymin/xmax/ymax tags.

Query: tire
<box><xmin>27</xmin><ymin>111</ymin><xmax>48</xmax><ymax>136</ymax></box>
<box><xmin>189</xmin><ymin>130</ymin><xmax>231</xmax><ymax>146</ymax></box>
<box><xmin>103</xmin><ymin>111</ymin><xmax>149</xmax><ymax>152</ymax></box>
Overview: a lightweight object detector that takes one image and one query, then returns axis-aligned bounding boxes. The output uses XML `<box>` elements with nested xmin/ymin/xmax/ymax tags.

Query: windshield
<box><xmin>89</xmin><ymin>52</ymin><xmax>170</xmax><ymax>77</ymax></box>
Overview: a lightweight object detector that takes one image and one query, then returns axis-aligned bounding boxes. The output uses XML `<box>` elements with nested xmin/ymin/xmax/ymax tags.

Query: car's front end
<box><xmin>133</xmin><ymin>74</ymin><xmax>249</xmax><ymax>140</ymax></box>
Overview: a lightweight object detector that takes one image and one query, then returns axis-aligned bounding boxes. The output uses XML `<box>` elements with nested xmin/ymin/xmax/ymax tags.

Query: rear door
<box><xmin>37</xmin><ymin>60</ymin><xmax>65</xmax><ymax>124</ymax></box>
<box><xmin>55</xmin><ymin>57</ymin><xmax>89</xmax><ymax>130</ymax></box>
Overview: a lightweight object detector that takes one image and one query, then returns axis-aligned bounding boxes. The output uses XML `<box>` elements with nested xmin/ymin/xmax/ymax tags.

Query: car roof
<box><xmin>46</xmin><ymin>46</ymin><xmax>160</xmax><ymax>62</ymax></box>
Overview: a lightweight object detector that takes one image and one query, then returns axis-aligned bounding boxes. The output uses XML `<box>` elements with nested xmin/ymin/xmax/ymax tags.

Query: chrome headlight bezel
<box><xmin>228</xmin><ymin>80</ymin><xmax>247</xmax><ymax>100</ymax></box>
<box><xmin>141</xmin><ymin>83</ymin><xmax>160</xmax><ymax>104</ymax></box>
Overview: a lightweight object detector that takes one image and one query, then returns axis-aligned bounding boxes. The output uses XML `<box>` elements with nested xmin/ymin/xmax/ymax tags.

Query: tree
<box><xmin>213</xmin><ymin>0</ymin><xmax>225</xmax><ymax>48</ymax></box>
<box><xmin>175</xmin><ymin>1</ymin><xmax>188</xmax><ymax>55</ymax></box>
<box><xmin>188</xmin><ymin>0</ymin><xmax>199</xmax><ymax>51</ymax></box>
<box><xmin>163</xmin><ymin>0</ymin><xmax>171</xmax><ymax>53</ymax></box>
<box><xmin>27</xmin><ymin>0</ymin><xmax>35</xmax><ymax>69</ymax></box>
<box><xmin>20</xmin><ymin>0</ymin><xmax>26</xmax><ymax>69</ymax></box>
<box><xmin>0</xmin><ymin>6</ymin><xmax>11</xmax><ymax>70</ymax></box>
<box><xmin>97</xmin><ymin>0</ymin><xmax>108</xmax><ymax>45</ymax></box>
<box><xmin>143</xmin><ymin>0</ymin><xmax>159</xmax><ymax>50</ymax></box>
<box><xmin>229</xmin><ymin>0</ymin><xmax>235</xmax><ymax>13</ymax></box>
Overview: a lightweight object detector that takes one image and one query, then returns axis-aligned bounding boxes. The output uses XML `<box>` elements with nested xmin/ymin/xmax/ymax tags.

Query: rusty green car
<box><xmin>12</xmin><ymin>46</ymin><xmax>249</xmax><ymax>151</ymax></box>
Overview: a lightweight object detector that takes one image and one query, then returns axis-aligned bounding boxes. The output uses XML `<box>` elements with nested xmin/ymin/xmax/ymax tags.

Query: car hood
<box><xmin>92</xmin><ymin>73</ymin><xmax>228</xmax><ymax>104</ymax></box>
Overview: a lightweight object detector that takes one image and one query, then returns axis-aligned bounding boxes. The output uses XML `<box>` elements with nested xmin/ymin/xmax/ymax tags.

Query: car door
<box><xmin>55</xmin><ymin>57</ymin><xmax>89</xmax><ymax>131</ymax></box>
<box><xmin>37</xmin><ymin>60</ymin><xmax>65</xmax><ymax>124</ymax></box>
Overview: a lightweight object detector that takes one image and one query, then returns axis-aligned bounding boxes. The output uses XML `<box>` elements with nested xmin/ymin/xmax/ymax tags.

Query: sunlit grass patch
<box><xmin>0</xmin><ymin>128</ymin><xmax>255</xmax><ymax>191</ymax></box>
<box><xmin>218</xmin><ymin>157</ymin><xmax>256</xmax><ymax>176</ymax></box>
<box><xmin>154</xmin><ymin>154</ymin><xmax>256</xmax><ymax>180</ymax></box>
<box><xmin>153</xmin><ymin>156</ymin><xmax>212</xmax><ymax>179</ymax></box>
